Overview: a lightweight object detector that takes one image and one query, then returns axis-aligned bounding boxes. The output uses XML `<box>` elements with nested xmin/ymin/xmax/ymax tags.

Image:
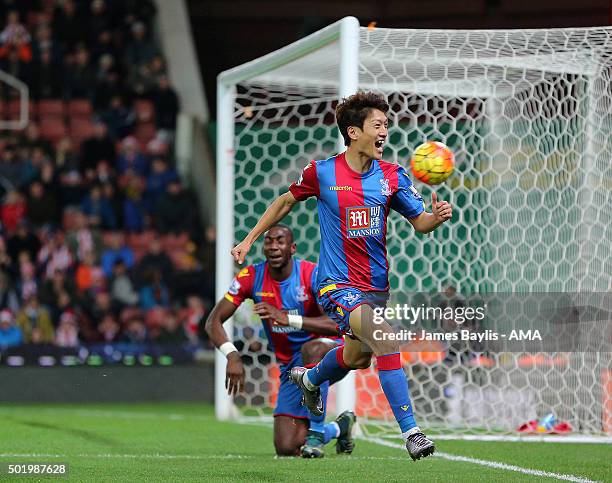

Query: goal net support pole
<box><xmin>215</xmin><ymin>17</ymin><xmax>360</xmax><ymax>420</ymax></box>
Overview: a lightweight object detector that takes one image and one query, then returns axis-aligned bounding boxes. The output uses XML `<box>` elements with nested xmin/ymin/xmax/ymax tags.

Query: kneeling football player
<box><xmin>206</xmin><ymin>224</ymin><xmax>355</xmax><ymax>458</ymax></box>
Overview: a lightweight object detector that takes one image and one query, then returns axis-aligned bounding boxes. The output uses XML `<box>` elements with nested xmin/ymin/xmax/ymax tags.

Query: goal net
<box><xmin>216</xmin><ymin>18</ymin><xmax>612</xmax><ymax>439</ymax></box>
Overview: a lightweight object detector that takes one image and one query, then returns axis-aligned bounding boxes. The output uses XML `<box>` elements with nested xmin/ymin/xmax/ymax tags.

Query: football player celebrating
<box><xmin>231</xmin><ymin>92</ymin><xmax>452</xmax><ymax>460</ymax></box>
<box><xmin>206</xmin><ymin>224</ymin><xmax>355</xmax><ymax>458</ymax></box>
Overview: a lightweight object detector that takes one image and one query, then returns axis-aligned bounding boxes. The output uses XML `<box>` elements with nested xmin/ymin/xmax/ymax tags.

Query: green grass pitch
<box><xmin>0</xmin><ymin>403</ymin><xmax>609</xmax><ymax>482</ymax></box>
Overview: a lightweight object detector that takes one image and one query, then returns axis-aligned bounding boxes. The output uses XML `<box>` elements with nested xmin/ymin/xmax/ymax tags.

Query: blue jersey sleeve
<box><xmin>391</xmin><ymin>166</ymin><xmax>425</xmax><ymax>219</ymax></box>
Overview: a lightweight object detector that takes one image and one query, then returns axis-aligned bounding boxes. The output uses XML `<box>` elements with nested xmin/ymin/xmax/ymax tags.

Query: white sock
<box><xmin>401</xmin><ymin>426</ymin><xmax>421</xmax><ymax>442</ymax></box>
<box><xmin>302</xmin><ymin>370</ymin><xmax>317</xmax><ymax>391</ymax></box>
<box><xmin>331</xmin><ymin>421</ymin><xmax>340</xmax><ymax>438</ymax></box>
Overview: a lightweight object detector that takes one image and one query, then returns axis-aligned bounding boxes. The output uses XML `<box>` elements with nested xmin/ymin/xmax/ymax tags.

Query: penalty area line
<box><xmin>362</xmin><ymin>437</ymin><xmax>597</xmax><ymax>483</ymax></box>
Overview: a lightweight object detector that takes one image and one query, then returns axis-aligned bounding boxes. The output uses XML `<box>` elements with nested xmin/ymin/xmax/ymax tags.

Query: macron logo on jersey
<box><xmin>346</xmin><ymin>206</ymin><xmax>382</xmax><ymax>238</ymax></box>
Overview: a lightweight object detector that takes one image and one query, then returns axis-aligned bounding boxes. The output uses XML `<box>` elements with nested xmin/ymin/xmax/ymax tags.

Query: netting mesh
<box><xmin>226</xmin><ymin>26</ymin><xmax>612</xmax><ymax>435</ymax></box>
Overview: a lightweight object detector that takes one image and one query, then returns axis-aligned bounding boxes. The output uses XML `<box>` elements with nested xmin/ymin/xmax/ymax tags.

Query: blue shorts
<box><xmin>275</xmin><ymin>352</ymin><xmax>310</xmax><ymax>419</ymax></box>
<box><xmin>317</xmin><ymin>286</ymin><xmax>389</xmax><ymax>336</ymax></box>
<box><xmin>274</xmin><ymin>340</ymin><xmax>340</xmax><ymax>420</ymax></box>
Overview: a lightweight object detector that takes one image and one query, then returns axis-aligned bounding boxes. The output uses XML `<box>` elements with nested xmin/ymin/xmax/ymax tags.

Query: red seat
<box><xmin>69</xmin><ymin>119</ymin><xmax>95</xmax><ymax>143</ymax></box>
<box><xmin>39</xmin><ymin>118</ymin><xmax>67</xmax><ymax>142</ymax></box>
<box><xmin>67</xmin><ymin>99</ymin><xmax>93</xmax><ymax>118</ymax></box>
<box><xmin>37</xmin><ymin>99</ymin><xmax>65</xmax><ymax>118</ymax></box>
<box><xmin>8</xmin><ymin>99</ymin><xmax>35</xmax><ymax>121</ymax></box>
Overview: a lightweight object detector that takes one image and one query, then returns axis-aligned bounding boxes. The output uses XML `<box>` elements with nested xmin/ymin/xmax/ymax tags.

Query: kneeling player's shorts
<box><xmin>317</xmin><ymin>286</ymin><xmax>389</xmax><ymax>336</ymax></box>
<box><xmin>274</xmin><ymin>340</ymin><xmax>340</xmax><ymax>419</ymax></box>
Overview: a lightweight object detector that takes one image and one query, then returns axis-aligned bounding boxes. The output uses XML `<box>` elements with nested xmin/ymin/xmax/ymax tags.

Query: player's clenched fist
<box><xmin>231</xmin><ymin>240</ymin><xmax>252</xmax><ymax>265</ymax></box>
<box><xmin>431</xmin><ymin>192</ymin><xmax>452</xmax><ymax>222</ymax></box>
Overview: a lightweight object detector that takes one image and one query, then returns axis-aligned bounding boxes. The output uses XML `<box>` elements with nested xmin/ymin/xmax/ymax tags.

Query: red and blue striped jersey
<box><xmin>224</xmin><ymin>258</ymin><xmax>323</xmax><ymax>365</ymax></box>
<box><xmin>289</xmin><ymin>152</ymin><xmax>424</xmax><ymax>293</ymax></box>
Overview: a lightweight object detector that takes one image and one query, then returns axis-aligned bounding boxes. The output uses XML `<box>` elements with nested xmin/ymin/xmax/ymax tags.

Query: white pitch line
<box><xmin>362</xmin><ymin>437</ymin><xmax>598</xmax><ymax>483</ymax></box>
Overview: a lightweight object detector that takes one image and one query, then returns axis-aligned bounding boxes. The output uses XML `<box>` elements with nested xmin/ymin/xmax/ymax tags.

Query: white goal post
<box><xmin>215</xmin><ymin>17</ymin><xmax>612</xmax><ymax>440</ymax></box>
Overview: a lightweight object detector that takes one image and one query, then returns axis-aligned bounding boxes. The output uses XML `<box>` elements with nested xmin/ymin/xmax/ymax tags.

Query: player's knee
<box><xmin>344</xmin><ymin>351</ymin><xmax>372</xmax><ymax>370</ymax></box>
<box><xmin>301</xmin><ymin>339</ymin><xmax>334</xmax><ymax>366</ymax></box>
<box><xmin>274</xmin><ymin>440</ymin><xmax>300</xmax><ymax>457</ymax></box>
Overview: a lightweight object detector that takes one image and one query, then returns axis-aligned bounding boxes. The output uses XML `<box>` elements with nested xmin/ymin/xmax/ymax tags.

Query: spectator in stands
<box><xmin>0</xmin><ymin>308</ymin><xmax>21</xmax><ymax>349</ymax></box>
<box><xmin>93</xmin><ymin>67</ymin><xmax>123</xmax><ymax>111</ymax></box>
<box><xmin>153</xmin><ymin>75</ymin><xmax>179</xmax><ymax>132</ymax></box>
<box><xmin>91</xmin><ymin>29</ymin><xmax>118</xmax><ymax>65</ymax></box>
<box><xmin>31</xmin><ymin>49</ymin><xmax>63</xmax><ymax>99</ymax></box>
<box><xmin>2</xmin><ymin>47</ymin><xmax>31</xmax><ymax>88</ymax></box>
<box><xmin>154</xmin><ymin>180</ymin><xmax>196</xmax><ymax>235</ymax></box>
<box><xmin>124</xmin><ymin>21</ymin><xmax>158</xmax><ymax>70</ymax></box>
<box><xmin>0</xmin><ymin>144</ymin><xmax>25</xmax><ymax>187</ymax></box>
<box><xmin>121</xmin><ymin>172</ymin><xmax>147</xmax><ymax>232</ymax></box>
<box><xmin>184</xmin><ymin>294</ymin><xmax>206</xmax><ymax>344</ymax></box>
<box><xmin>148</xmin><ymin>55</ymin><xmax>167</xmax><ymax>88</ymax></box>
<box><xmin>56</xmin><ymin>139</ymin><xmax>85</xmax><ymax>208</ymax></box>
<box><xmin>16</xmin><ymin>258</ymin><xmax>37</xmax><ymax>301</ymax></box>
<box><xmin>63</xmin><ymin>45</ymin><xmax>95</xmax><ymax>99</ymax></box>
<box><xmin>20</xmin><ymin>146</ymin><xmax>48</xmax><ymax>188</ymax></box>
<box><xmin>101</xmin><ymin>182</ymin><xmax>123</xmax><ymax>227</ymax></box>
<box><xmin>0</xmin><ymin>272</ymin><xmax>19</xmax><ymax>313</ymax></box>
<box><xmin>52</xmin><ymin>0</ymin><xmax>87</xmax><ymax>50</ymax></box>
<box><xmin>129</xmin><ymin>54</ymin><xmax>165</xmax><ymax>96</ymax></box>
<box><xmin>88</xmin><ymin>0</ymin><xmax>112</xmax><ymax>47</ymax></box>
<box><xmin>98</xmin><ymin>312</ymin><xmax>120</xmax><ymax>342</ymax></box>
<box><xmin>154</xmin><ymin>311</ymin><xmax>187</xmax><ymax>344</ymax></box>
<box><xmin>0</xmin><ymin>190</ymin><xmax>26</xmax><ymax>234</ymax></box>
<box><xmin>18</xmin><ymin>122</ymin><xmax>53</xmax><ymax>157</ymax></box>
<box><xmin>122</xmin><ymin>0</ymin><xmax>157</xmax><ymax>27</ymax></box>
<box><xmin>6</xmin><ymin>220</ymin><xmax>40</xmax><ymax>273</ymax></box>
<box><xmin>92</xmin><ymin>160</ymin><xmax>117</xmax><ymax>186</ymax></box>
<box><xmin>39</xmin><ymin>268</ymin><xmax>77</xmax><ymax>315</ymax></box>
<box><xmin>122</xmin><ymin>315</ymin><xmax>147</xmax><ymax>344</ymax></box>
<box><xmin>54</xmin><ymin>310</ymin><xmax>79</xmax><ymax>347</ymax></box>
<box><xmin>117</xmin><ymin>136</ymin><xmax>148</xmax><ymax>177</ymax></box>
<box><xmin>75</xmin><ymin>249</ymin><xmax>103</xmax><ymax>295</ymax></box>
<box><xmin>0</xmin><ymin>238</ymin><xmax>11</xmax><ymax>276</ymax></box>
<box><xmin>25</xmin><ymin>180</ymin><xmax>59</xmax><ymax>228</ymax></box>
<box><xmin>66</xmin><ymin>210</ymin><xmax>102</xmax><ymax>261</ymax></box>
<box><xmin>80</xmin><ymin>184</ymin><xmax>117</xmax><ymax>230</ymax></box>
<box><xmin>100</xmin><ymin>232</ymin><xmax>134</xmax><ymax>278</ymax></box>
<box><xmin>80</xmin><ymin>121</ymin><xmax>115</xmax><ymax>174</ymax></box>
<box><xmin>110</xmin><ymin>259</ymin><xmax>138</xmax><ymax>308</ymax></box>
<box><xmin>37</xmin><ymin>231</ymin><xmax>73</xmax><ymax>280</ymax></box>
<box><xmin>101</xmin><ymin>95</ymin><xmax>135</xmax><ymax>139</ymax></box>
<box><xmin>16</xmin><ymin>294</ymin><xmax>54</xmax><ymax>344</ymax></box>
<box><xmin>39</xmin><ymin>159</ymin><xmax>60</xmax><ymax>196</ymax></box>
<box><xmin>137</xmin><ymin>235</ymin><xmax>173</xmax><ymax>285</ymax></box>
<box><xmin>83</xmin><ymin>291</ymin><xmax>114</xmax><ymax>328</ymax></box>
<box><xmin>139</xmin><ymin>267</ymin><xmax>169</xmax><ymax>311</ymax></box>
<box><xmin>31</xmin><ymin>23</ymin><xmax>61</xmax><ymax>65</ymax></box>
<box><xmin>145</xmin><ymin>157</ymin><xmax>178</xmax><ymax>209</ymax></box>
<box><xmin>0</xmin><ymin>10</ymin><xmax>32</xmax><ymax>63</ymax></box>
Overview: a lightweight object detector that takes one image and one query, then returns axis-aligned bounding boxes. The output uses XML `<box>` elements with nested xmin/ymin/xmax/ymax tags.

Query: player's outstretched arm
<box><xmin>253</xmin><ymin>302</ymin><xmax>338</xmax><ymax>336</ymax></box>
<box><xmin>409</xmin><ymin>192</ymin><xmax>452</xmax><ymax>234</ymax></box>
<box><xmin>205</xmin><ymin>298</ymin><xmax>245</xmax><ymax>395</ymax></box>
<box><xmin>231</xmin><ymin>191</ymin><xmax>299</xmax><ymax>265</ymax></box>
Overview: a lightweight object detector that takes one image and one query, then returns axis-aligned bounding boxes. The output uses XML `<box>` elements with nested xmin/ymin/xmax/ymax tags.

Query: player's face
<box><xmin>353</xmin><ymin>109</ymin><xmax>388</xmax><ymax>160</ymax></box>
<box><xmin>263</xmin><ymin>227</ymin><xmax>296</xmax><ymax>269</ymax></box>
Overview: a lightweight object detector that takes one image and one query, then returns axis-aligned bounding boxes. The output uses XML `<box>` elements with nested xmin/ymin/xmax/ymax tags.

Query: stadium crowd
<box><xmin>0</xmin><ymin>1</ymin><xmax>214</xmax><ymax>353</ymax></box>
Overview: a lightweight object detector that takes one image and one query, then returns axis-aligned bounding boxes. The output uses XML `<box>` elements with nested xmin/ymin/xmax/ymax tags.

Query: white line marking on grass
<box><xmin>362</xmin><ymin>437</ymin><xmax>597</xmax><ymax>483</ymax></box>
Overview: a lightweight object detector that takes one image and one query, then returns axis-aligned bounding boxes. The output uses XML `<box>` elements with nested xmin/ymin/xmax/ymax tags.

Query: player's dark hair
<box><xmin>267</xmin><ymin>223</ymin><xmax>294</xmax><ymax>243</ymax></box>
<box><xmin>336</xmin><ymin>91</ymin><xmax>389</xmax><ymax>146</ymax></box>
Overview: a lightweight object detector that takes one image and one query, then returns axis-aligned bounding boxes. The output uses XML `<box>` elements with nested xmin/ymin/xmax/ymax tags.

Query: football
<box><xmin>410</xmin><ymin>141</ymin><xmax>455</xmax><ymax>185</ymax></box>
